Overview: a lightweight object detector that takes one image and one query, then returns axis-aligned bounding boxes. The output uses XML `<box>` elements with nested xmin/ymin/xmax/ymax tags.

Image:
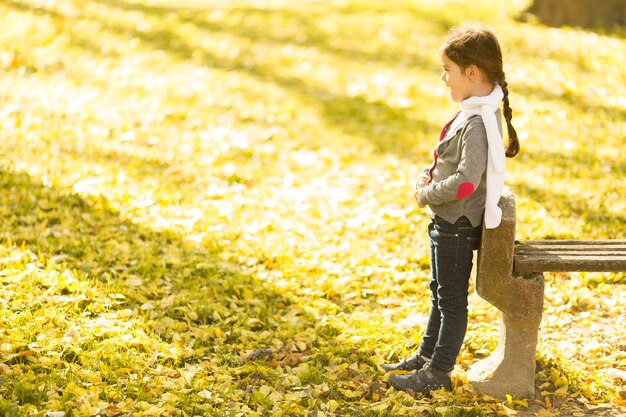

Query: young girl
<box><xmin>381</xmin><ymin>23</ymin><xmax>520</xmax><ymax>393</ymax></box>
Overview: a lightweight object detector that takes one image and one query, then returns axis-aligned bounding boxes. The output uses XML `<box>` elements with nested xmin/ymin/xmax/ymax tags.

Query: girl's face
<box><xmin>440</xmin><ymin>53</ymin><xmax>473</xmax><ymax>102</ymax></box>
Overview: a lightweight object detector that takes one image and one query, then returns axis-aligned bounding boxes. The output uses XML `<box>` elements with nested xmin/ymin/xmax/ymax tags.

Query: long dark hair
<box><xmin>441</xmin><ymin>23</ymin><xmax>520</xmax><ymax>158</ymax></box>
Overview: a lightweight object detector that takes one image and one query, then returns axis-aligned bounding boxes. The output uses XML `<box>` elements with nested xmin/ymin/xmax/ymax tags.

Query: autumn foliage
<box><xmin>0</xmin><ymin>1</ymin><xmax>624</xmax><ymax>416</ymax></box>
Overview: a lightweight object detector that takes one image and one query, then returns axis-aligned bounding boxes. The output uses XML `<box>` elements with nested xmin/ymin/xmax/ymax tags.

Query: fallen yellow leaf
<box><xmin>536</xmin><ymin>408</ymin><xmax>552</xmax><ymax>417</ymax></box>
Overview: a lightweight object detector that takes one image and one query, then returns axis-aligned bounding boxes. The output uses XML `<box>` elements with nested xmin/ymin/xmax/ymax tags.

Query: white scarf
<box><xmin>460</xmin><ymin>84</ymin><xmax>505</xmax><ymax>229</ymax></box>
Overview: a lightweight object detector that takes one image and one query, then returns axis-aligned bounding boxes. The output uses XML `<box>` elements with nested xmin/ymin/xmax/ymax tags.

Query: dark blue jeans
<box><xmin>418</xmin><ymin>216</ymin><xmax>482</xmax><ymax>373</ymax></box>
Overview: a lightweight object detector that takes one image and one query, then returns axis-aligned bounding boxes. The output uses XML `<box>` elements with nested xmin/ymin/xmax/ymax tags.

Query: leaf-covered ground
<box><xmin>0</xmin><ymin>0</ymin><xmax>625</xmax><ymax>416</ymax></box>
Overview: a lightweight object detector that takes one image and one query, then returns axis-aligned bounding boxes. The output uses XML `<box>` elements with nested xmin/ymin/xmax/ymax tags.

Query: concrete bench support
<box><xmin>467</xmin><ymin>188</ymin><xmax>544</xmax><ymax>399</ymax></box>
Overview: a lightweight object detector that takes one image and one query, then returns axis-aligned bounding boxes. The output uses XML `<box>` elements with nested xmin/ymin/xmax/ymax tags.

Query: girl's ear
<box><xmin>465</xmin><ymin>64</ymin><xmax>482</xmax><ymax>81</ymax></box>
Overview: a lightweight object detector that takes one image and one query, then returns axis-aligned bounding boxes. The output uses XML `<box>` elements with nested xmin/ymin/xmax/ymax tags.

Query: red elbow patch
<box><xmin>455</xmin><ymin>182</ymin><xmax>475</xmax><ymax>200</ymax></box>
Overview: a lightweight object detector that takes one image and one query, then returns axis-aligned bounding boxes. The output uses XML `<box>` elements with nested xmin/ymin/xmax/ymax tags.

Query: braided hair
<box><xmin>441</xmin><ymin>23</ymin><xmax>520</xmax><ymax>158</ymax></box>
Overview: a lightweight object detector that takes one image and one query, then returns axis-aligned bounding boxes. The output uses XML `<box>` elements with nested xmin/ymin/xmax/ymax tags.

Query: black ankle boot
<box><xmin>388</xmin><ymin>362</ymin><xmax>452</xmax><ymax>393</ymax></box>
<box><xmin>380</xmin><ymin>353</ymin><xmax>428</xmax><ymax>373</ymax></box>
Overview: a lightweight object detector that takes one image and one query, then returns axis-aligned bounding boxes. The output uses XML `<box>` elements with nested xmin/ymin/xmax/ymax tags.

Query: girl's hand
<box><xmin>415</xmin><ymin>188</ymin><xmax>427</xmax><ymax>208</ymax></box>
<box><xmin>416</xmin><ymin>177</ymin><xmax>429</xmax><ymax>188</ymax></box>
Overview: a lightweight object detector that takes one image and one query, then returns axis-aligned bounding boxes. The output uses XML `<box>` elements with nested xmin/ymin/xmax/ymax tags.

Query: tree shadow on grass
<box><xmin>518</xmin><ymin>147</ymin><xmax>626</xmax><ymax>180</ymax></box>
<box><xmin>91</xmin><ymin>0</ymin><xmax>443</xmax><ymax>68</ymax></box>
<box><xmin>510</xmin><ymin>139</ymin><xmax>625</xmax><ymax>238</ymax></box>
<box><xmin>512</xmin><ymin>182</ymin><xmax>625</xmax><ymax>239</ymax></box>
<box><xmin>1</xmin><ymin>0</ymin><xmax>440</xmax><ymax>158</ymax></box>
<box><xmin>515</xmin><ymin>83</ymin><xmax>626</xmax><ymax>121</ymax></box>
<box><xmin>101</xmin><ymin>0</ymin><xmax>441</xmax><ymax>156</ymax></box>
<box><xmin>0</xmin><ymin>167</ymin><xmax>355</xmax><ymax>408</ymax></box>
<box><xmin>0</xmin><ymin>165</ymin><xmax>292</xmax><ymax>338</ymax></box>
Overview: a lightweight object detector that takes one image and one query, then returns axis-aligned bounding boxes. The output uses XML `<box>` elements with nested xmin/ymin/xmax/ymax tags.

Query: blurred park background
<box><xmin>0</xmin><ymin>0</ymin><xmax>624</xmax><ymax>416</ymax></box>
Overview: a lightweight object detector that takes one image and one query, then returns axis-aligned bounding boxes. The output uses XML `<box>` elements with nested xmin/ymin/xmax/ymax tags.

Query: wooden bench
<box><xmin>466</xmin><ymin>188</ymin><xmax>626</xmax><ymax>399</ymax></box>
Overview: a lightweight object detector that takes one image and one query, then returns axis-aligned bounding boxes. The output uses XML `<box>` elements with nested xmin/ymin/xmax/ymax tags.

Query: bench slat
<box><xmin>520</xmin><ymin>240</ymin><xmax>626</xmax><ymax>246</ymax></box>
<box><xmin>514</xmin><ymin>240</ymin><xmax>626</xmax><ymax>273</ymax></box>
<box><xmin>515</xmin><ymin>246</ymin><xmax>626</xmax><ymax>256</ymax></box>
<box><xmin>514</xmin><ymin>256</ymin><xmax>626</xmax><ymax>273</ymax></box>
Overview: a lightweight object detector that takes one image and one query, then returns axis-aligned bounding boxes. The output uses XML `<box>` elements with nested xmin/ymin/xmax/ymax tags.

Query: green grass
<box><xmin>0</xmin><ymin>0</ymin><xmax>625</xmax><ymax>416</ymax></box>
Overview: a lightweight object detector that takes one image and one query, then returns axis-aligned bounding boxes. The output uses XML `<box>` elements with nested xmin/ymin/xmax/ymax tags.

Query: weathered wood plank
<box><xmin>515</xmin><ymin>259</ymin><xmax>626</xmax><ymax>273</ymax></box>
<box><xmin>518</xmin><ymin>242</ymin><xmax>626</xmax><ymax>251</ymax></box>
<box><xmin>520</xmin><ymin>240</ymin><xmax>626</xmax><ymax>246</ymax></box>
<box><xmin>515</xmin><ymin>246</ymin><xmax>626</xmax><ymax>256</ymax></box>
<box><xmin>514</xmin><ymin>240</ymin><xmax>626</xmax><ymax>273</ymax></box>
<box><xmin>515</xmin><ymin>255</ymin><xmax>626</xmax><ymax>263</ymax></box>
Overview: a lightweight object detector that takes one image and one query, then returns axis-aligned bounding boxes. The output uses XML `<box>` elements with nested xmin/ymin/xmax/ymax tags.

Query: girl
<box><xmin>381</xmin><ymin>23</ymin><xmax>520</xmax><ymax>394</ymax></box>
